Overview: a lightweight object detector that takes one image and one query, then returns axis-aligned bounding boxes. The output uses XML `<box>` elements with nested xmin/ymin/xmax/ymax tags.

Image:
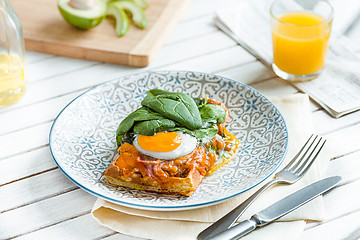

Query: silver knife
<box><xmin>198</xmin><ymin>176</ymin><xmax>341</xmax><ymax>240</ymax></box>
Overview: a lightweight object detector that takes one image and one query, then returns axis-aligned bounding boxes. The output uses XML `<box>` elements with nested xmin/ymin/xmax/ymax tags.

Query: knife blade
<box><xmin>198</xmin><ymin>176</ymin><xmax>341</xmax><ymax>240</ymax></box>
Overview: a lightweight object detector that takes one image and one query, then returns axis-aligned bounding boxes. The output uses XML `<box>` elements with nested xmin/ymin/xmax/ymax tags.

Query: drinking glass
<box><xmin>0</xmin><ymin>0</ymin><xmax>26</xmax><ymax>107</ymax></box>
<box><xmin>270</xmin><ymin>0</ymin><xmax>333</xmax><ymax>81</ymax></box>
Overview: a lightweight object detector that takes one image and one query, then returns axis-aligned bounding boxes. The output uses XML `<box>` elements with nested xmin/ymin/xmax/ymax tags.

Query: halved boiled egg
<box><xmin>133</xmin><ymin>132</ymin><xmax>197</xmax><ymax>160</ymax></box>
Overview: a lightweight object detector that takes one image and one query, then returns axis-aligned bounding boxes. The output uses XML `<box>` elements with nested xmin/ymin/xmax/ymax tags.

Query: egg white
<box><xmin>133</xmin><ymin>132</ymin><xmax>197</xmax><ymax>160</ymax></box>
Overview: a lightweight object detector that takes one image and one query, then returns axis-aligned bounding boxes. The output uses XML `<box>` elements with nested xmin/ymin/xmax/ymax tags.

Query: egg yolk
<box><xmin>137</xmin><ymin>132</ymin><xmax>182</xmax><ymax>152</ymax></box>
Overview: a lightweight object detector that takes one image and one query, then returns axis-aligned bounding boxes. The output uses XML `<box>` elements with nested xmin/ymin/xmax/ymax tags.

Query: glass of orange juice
<box><xmin>270</xmin><ymin>0</ymin><xmax>333</xmax><ymax>81</ymax></box>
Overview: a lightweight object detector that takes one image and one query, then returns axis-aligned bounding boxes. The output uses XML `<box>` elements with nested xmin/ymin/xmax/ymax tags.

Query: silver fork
<box><xmin>197</xmin><ymin>134</ymin><xmax>326</xmax><ymax>240</ymax></box>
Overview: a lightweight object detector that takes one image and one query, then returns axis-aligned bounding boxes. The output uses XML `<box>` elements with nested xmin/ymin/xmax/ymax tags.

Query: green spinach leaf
<box><xmin>133</xmin><ymin>119</ymin><xmax>176</xmax><ymax>136</ymax></box>
<box><xmin>141</xmin><ymin>89</ymin><xmax>202</xmax><ymax>130</ymax></box>
<box><xmin>199</xmin><ymin>104</ymin><xmax>226</xmax><ymax>123</ymax></box>
<box><xmin>116</xmin><ymin>107</ymin><xmax>160</xmax><ymax>135</ymax></box>
<box><xmin>115</xmin><ymin>90</ymin><xmax>227</xmax><ymax>146</ymax></box>
<box><xmin>116</xmin><ymin>107</ymin><xmax>176</xmax><ymax>145</ymax></box>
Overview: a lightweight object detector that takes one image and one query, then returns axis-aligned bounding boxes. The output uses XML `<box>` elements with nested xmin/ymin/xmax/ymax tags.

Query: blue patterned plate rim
<box><xmin>49</xmin><ymin>70</ymin><xmax>289</xmax><ymax>211</ymax></box>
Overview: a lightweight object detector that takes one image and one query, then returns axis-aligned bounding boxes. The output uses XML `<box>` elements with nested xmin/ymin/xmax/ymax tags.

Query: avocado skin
<box><xmin>59</xmin><ymin>7</ymin><xmax>105</xmax><ymax>29</ymax></box>
<box><xmin>58</xmin><ymin>0</ymin><xmax>107</xmax><ymax>30</ymax></box>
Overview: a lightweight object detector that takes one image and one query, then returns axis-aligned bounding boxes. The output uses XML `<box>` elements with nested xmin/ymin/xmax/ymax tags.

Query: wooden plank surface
<box><xmin>10</xmin><ymin>0</ymin><xmax>190</xmax><ymax>67</ymax></box>
<box><xmin>2</xmin><ymin>0</ymin><xmax>360</xmax><ymax>239</ymax></box>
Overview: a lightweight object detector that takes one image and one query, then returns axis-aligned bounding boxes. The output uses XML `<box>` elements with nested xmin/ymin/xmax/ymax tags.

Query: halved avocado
<box><xmin>106</xmin><ymin>3</ymin><xmax>130</xmax><ymax>37</ymax></box>
<box><xmin>58</xmin><ymin>0</ymin><xmax>107</xmax><ymax>29</ymax></box>
<box><xmin>111</xmin><ymin>1</ymin><xmax>147</xmax><ymax>29</ymax></box>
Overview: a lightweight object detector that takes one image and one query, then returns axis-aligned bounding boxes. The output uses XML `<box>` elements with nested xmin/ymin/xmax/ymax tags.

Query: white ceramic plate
<box><xmin>49</xmin><ymin>70</ymin><xmax>288</xmax><ymax>211</ymax></box>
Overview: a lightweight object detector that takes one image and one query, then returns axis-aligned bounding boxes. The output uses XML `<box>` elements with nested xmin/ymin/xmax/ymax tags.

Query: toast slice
<box><xmin>103</xmin><ymin>128</ymin><xmax>240</xmax><ymax>196</ymax></box>
<box><xmin>104</xmin><ymin>160</ymin><xmax>203</xmax><ymax>196</ymax></box>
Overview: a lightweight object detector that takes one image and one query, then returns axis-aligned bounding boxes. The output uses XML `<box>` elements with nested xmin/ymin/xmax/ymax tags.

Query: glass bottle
<box><xmin>0</xmin><ymin>0</ymin><xmax>26</xmax><ymax>107</ymax></box>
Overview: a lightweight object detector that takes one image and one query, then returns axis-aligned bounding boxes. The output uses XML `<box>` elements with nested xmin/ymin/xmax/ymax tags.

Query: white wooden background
<box><xmin>1</xmin><ymin>0</ymin><xmax>360</xmax><ymax>239</ymax></box>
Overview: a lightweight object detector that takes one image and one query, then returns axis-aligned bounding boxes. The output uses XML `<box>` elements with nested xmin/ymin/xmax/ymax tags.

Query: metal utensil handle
<box><xmin>197</xmin><ymin>179</ymin><xmax>281</xmax><ymax>240</ymax></box>
<box><xmin>207</xmin><ymin>218</ymin><xmax>258</xmax><ymax>240</ymax></box>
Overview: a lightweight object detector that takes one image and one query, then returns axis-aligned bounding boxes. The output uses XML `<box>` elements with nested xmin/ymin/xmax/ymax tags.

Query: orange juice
<box><xmin>272</xmin><ymin>12</ymin><xmax>331</xmax><ymax>76</ymax></box>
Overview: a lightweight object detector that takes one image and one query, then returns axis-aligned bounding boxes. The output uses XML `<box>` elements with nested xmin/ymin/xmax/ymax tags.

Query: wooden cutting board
<box><xmin>10</xmin><ymin>0</ymin><xmax>190</xmax><ymax>67</ymax></box>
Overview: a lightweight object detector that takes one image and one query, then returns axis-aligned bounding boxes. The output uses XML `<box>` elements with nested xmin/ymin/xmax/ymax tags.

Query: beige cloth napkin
<box><xmin>92</xmin><ymin>94</ymin><xmax>331</xmax><ymax>240</ymax></box>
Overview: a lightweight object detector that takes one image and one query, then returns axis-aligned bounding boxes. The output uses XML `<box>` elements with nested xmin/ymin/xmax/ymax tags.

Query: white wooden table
<box><xmin>1</xmin><ymin>0</ymin><xmax>360</xmax><ymax>239</ymax></box>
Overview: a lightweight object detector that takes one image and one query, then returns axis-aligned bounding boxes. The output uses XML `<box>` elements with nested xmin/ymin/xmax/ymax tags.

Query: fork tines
<box><xmin>288</xmin><ymin>134</ymin><xmax>326</xmax><ymax>175</ymax></box>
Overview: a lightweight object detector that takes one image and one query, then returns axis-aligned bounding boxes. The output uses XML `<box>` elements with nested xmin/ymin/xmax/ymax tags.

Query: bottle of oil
<box><xmin>0</xmin><ymin>0</ymin><xmax>26</xmax><ymax>107</ymax></box>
